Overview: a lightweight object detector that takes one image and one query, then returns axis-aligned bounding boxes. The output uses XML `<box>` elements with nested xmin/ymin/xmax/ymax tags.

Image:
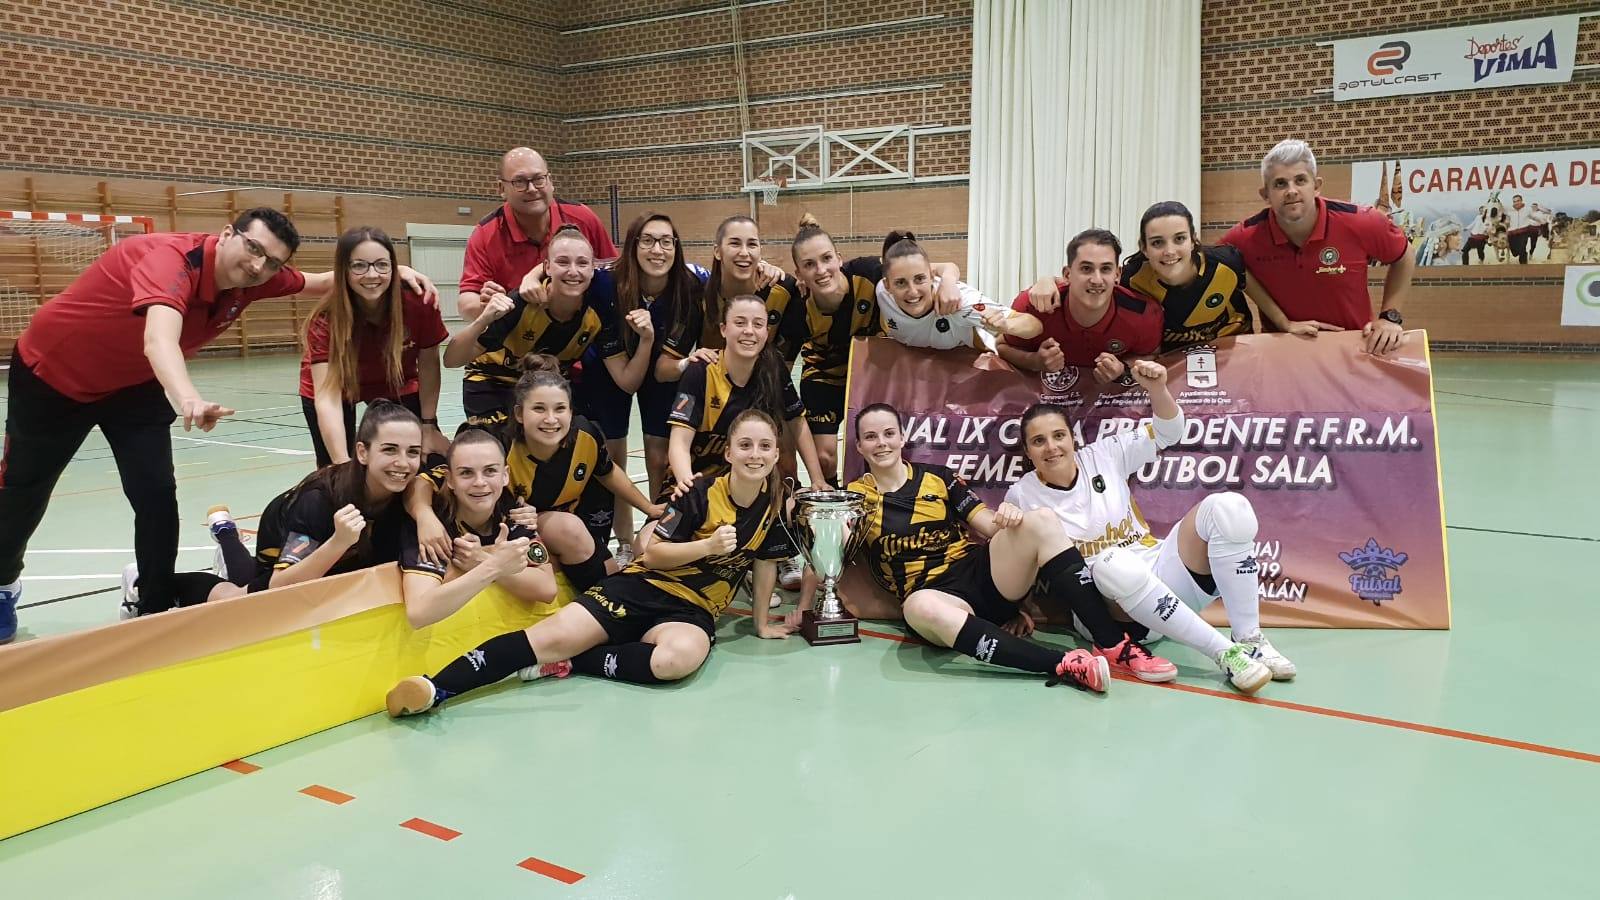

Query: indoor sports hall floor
<box><xmin>2</xmin><ymin>352</ymin><xmax>1597</xmax><ymax>897</ymax></box>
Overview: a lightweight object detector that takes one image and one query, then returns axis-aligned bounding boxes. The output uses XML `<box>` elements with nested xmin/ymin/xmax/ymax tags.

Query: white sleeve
<box><xmin>1104</xmin><ymin>425</ymin><xmax>1162</xmax><ymax>476</ymax></box>
<box><xmin>957</xmin><ymin>280</ymin><xmax>991</xmax><ymax>311</ymax></box>
<box><xmin>1151</xmin><ymin>408</ymin><xmax>1185</xmax><ymax>450</ymax></box>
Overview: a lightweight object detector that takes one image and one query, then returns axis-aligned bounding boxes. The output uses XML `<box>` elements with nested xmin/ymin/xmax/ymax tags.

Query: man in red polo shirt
<box><xmin>457</xmin><ymin>147</ymin><xmax>617</xmax><ymax>321</ymax></box>
<box><xmin>0</xmin><ymin>208</ymin><xmax>436</xmax><ymax>636</ymax></box>
<box><xmin>1000</xmin><ymin>228</ymin><xmax>1163</xmax><ymax>385</ymax></box>
<box><xmin>1221</xmin><ymin>139</ymin><xmax>1413</xmax><ymax>356</ymax></box>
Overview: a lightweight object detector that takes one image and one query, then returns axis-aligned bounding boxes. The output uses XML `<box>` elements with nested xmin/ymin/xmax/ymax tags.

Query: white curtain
<box><xmin>967</xmin><ymin>0</ymin><xmax>1201</xmax><ymax>302</ymax></box>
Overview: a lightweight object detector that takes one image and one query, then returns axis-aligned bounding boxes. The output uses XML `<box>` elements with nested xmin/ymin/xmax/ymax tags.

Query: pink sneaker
<box><xmin>1054</xmin><ymin>649</ymin><xmax>1109</xmax><ymax>693</ymax></box>
<box><xmin>517</xmin><ymin>660</ymin><xmax>572</xmax><ymax>682</ymax></box>
<box><xmin>1094</xmin><ymin>636</ymin><xmax>1178</xmax><ymax>683</ymax></box>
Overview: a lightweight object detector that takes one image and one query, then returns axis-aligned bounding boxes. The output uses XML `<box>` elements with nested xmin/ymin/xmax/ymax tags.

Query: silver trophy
<box><xmin>791</xmin><ymin>489</ymin><xmax>869</xmax><ymax>645</ymax></box>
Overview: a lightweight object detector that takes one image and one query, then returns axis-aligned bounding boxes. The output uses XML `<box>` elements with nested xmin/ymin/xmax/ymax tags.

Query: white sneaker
<box><xmin>1235</xmin><ymin>631</ymin><xmax>1296</xmax><ymax>680</ymax></box>
<box><xmin>119</xmin><ymin>562</ymin><xmax>141</xmax><ymax>620</ymax></box>
<box><xmin>613</xmin><ymin>542</ymin><xmax>635</xmax><ymax>568</ymax></box>
<box><xmin>518</xmin><ymin>660</ymin><xmax>573</xmax><ymax>682</ymax></box>
<box><xmin>1214</xmin><ymin>643</ymin><xmax>1271</xmax><ymax>695</ymax></box>
<box><xmin>778</xmin><ymin>557</ymin><xmax>803</xmax><ymax>593</ymax></box>
<box><xmin>207</xmin><ymin>505</ymin><xmax>236</xmax><ymax>578</ymax></box>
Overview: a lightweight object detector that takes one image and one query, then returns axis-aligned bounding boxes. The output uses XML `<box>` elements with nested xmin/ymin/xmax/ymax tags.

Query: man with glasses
<box><xmin>457</xmin><ymin>147</ymin><xmax>617</xmax><ymax>322</ymax></box>
<box><xmin>0</xmin><ymin>207</ymin><xmax>437</xmax><ymax>637</ymax></box>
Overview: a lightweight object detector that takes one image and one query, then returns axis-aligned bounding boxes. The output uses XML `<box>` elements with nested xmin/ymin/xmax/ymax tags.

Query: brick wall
<box><xmin>1200</xmin><ymin>0</ymin><xmax>1600</xmax><ymax>349</ymax></box>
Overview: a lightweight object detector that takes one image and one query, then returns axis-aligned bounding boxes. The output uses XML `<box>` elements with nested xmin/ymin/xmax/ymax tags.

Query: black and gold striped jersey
<box><xmin>777</xmin><ymin>256</ymin><xmax>882</xmax><ymax>387</ymax></box>
<box><xmin>847</xmin><ymin>462</ymin><xmax>986</xmax><ymax>599</ymax></box>
<box><xmin>627</xmin><ymin>474</ymin><xmax>793</xmax><ymax>615</ymax></box>
<box><xmin>422</xmin><ymin>416</ymin><xmax>612</xmax><ymax>514</ymax></box>
<box><xmin>465</xmin><ymin>271</ymin><xmax>618</xmax><ymax>385</ymax></box>
<box><xmin>399</xmin><ymin>495</ymin><xmax>536</xmax><ymax>581</ymax></box>
<box><xmin>662</xmin><ymin>274</ymin><xmax>803</xmax><ymax>359</ymax></box>
<box><xmin>666</xmin><ymin>359</ymin><xmax>804</xmax><ymax>479</ymax></box>
<box><xmin>1121</xmin><ymin>244</ymin><xmax>1254</xmax><ymax>352</ymax></box>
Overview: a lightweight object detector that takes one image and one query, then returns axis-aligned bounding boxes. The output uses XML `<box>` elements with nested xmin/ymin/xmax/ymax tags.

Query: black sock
<box><xmin>569</xmin><ymin>643</ymin><xmax>664</xmax><ymax>684</ymax></box>
<box><xmin>1187</xmin><ymin>566</ymin><xmax>1217</xmax><ymax>596</ymax></box>
<box><xmin>563</xmin><ymin>543</ymin><xmax>612</xmax><ymax>591</ymax></box>
<box><xmin>430</xmin><ymin>631</ymin><xmax>537</xmax><ymax>699</ymax></box>
<box><xmin>1037</xmin><ymin>548</ymin><xmax>1125</xmax><ymax>648</ymax></box>
<box><xmin>171</xmin><ymin>572</ymin><xmax>225</xmax><ymax>607</ymax></box>
<box><xmin>215</xmin><ymin>525</ymin><xmax>255</xmax><ymax>586</ymax></box>
<box><xmin>950</xmin><ymin>614</ymin><xmax>1062</xmax><ymax>675</ymax></box>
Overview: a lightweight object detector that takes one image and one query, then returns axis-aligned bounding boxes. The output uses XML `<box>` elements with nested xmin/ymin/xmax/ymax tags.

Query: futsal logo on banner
<box><xmin>1338</xmin><ymin>538</ymin><xmax>1409</xmax><ymax>605</ymax></box>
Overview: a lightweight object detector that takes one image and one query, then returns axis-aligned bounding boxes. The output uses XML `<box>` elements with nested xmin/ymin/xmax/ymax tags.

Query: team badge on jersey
<box><xmin>1204</xmin><ymin>292</ymin><xmax>1225</xmax><ymax>308</ymax></box>
<box><xmin>1091</xmin><ymin>475</ymin><xmax>1106</xmax><ymax>493</ymax></box>
<box><xmin>574</xmin><ymin>462</ymin><xmax>588</xmax><ymax>481</ymax></box>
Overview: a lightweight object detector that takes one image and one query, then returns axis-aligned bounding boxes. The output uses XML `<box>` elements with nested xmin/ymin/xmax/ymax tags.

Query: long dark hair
<box><xmin>614</xmin><ymin>212</ymin><xmax>701</xmax><ymax>357</ymax></box>
<box><xmin>302</xmin><ymin>227</ymin><xmax>404</xmax><ymax>400</ymax></box>
<box><xmin>722</xmin><ymin>294</ymin><xmax>788</xmax><ymax>425</ymax></box>
<box><xmin>1126</xmin><ymin>200</ymin><xmax>1203</xmax><ymax>270</ymax></box>
<box><xmin>297</xmin><ymin>399</ymin><xmax>422</xmax><ymax>512</ymax></box>
<box><xmin>705</xmin><ymin>215</ymin><xmax>759</xmax><ymax>334</ymax></box>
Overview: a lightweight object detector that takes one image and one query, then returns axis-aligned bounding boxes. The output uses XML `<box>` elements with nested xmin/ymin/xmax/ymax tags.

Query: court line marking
<box><xmin>15</xmin><ymin>586</ymin><xmax>118</xmax><ymax>609</ymax></box>
<box><xmin>724</xmin><ymin>606</ymin><xmax>1600</xmax><ymax>766</ymax></box>
<box><xmin>300</xmin><ymin>785</ymin><xmax>355</xmax><ymax>805</ymax></box>
<box><xmin>517</xmin><ymin>856</ymin><xmax>586</xmax><ymax>884</ymax></box>
<box><xmin>1447</xmin><ymin>524</ymin><xmax>1599</xmax><ymax>543</ymax></box>
<box><xmin>219</xmin><ymin>760</ymin><xmax>260</xmax><ymax>774</ymax></box>
<box><xmin>171</xmin><ymin>435</ymin><xmax>312</xmax><ymax>455</ymax></box>
<box><xmin>400</xmin><ymin>818</ymin><xmax>461</xmax><ymax>841</ymax></box>
<box><xmin>28</xmin><ymin>546</ymin><xmax>216</xmax><ymax>554</ymax></box>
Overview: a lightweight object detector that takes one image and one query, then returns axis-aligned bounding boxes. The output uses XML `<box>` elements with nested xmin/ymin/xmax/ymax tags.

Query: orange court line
<box><xmin>299</xmin><ymin>785</ymin><xmax>355</xmax><ymax>805</ymax></box>
<box><xmin>219</xmin><ymin>759</ymin><xmax>260</xmax><ymax>774</ymax></box>
<box><xmin>517</xmin><ymin>856</ymin><xmax>586</xmax><ymax>884</ymax></box>
<box><xmin>400</xmin><ymin>818</ymin><xmax>461</xmax><ymax>841</ymax></box>
<box><xmin>726</xmin><ymin>605</ymin><xmax>1600</xmax><ymax>766</ymax></box>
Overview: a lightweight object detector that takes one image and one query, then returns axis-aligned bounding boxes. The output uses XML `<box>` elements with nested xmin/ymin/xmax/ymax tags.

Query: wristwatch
<box><xmin>1378</xmin><ymin>309</ymin><xmax>1403</xmax><ymax>326</ymax></box>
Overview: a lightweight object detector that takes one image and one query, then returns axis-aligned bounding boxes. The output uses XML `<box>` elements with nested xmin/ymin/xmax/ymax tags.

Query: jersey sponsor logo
<box><xmin>280</xmin><ymin>533</ymin><xmax>316</xmax><ymax>564</ymax></box>
<box><xmin>671</xmin><ymin>393</ymin><xmax>694</xmax><ymax>415</ymax></box>
<box><xmin>709</xmin><ymin>395</ymin><xmax>722</xmax><ymax>409</ymax></box>
<box><xmin>1338</xmin><ymin>538</ymin><xmax>1409</xmax><ymax>605</ymax></box>
<box><xmin>1153</xmin><ymin>594</ymin><xmax>1180</xmax><ymax>621</ymax></box>
<box><xmin>465</xmin><ymin>649</ymin><xmax>488</xmax><ymax>671</ymax></box>
<box><xmin>657</xmin><ymin>506</ymin><xmax>683</xmax><ymax>533</ymax></box>
<box><xmin>887</xmin><ymin>318</ymin><xmax>900</xmax><ymax>330</ymax></box>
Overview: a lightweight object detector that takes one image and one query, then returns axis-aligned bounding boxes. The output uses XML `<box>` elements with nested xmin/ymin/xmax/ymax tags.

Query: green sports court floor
<box><xmin>2</xmin><ymin>352</ymin><xmax>1597</xmax><ymax>897</ymax></box>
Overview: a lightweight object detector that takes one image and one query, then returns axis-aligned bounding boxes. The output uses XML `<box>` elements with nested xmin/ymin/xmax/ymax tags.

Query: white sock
<box><xmin>1093</xmin><ymin>549</ymin><xmax>1231</xmax><ymax>659</ymax></box>
<box><xmin>1195</xmin><ymin>494</ymin><xmax>1262</xmax><ymax>640</ymax></box>
<box><xmin>0</xmin><ymin>580</ymin><xmax>19</xmax><ymax>597</ymax></box>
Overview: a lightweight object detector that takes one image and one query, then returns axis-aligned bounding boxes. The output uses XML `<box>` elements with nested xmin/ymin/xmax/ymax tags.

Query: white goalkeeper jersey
<box><xmin>874</xmin><ymin>277</ymin><xmax>1009</xmax><ymax>351</ymax></box>
<box><xmin>1004</xmin><ymin>423</ymin><xmax>1164</xmax><ymax>564</ymax></box>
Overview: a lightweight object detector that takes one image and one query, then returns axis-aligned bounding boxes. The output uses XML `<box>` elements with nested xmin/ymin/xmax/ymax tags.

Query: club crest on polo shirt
<box><xmin>1316</xmin><ymin>246</ymin><xmax>1347</xmax><ymax>276</ymax></box>
<box><xmin>1106</xmin><ymin>339</ymin><xmax>1126</xmax><ymax>354</ymax></box>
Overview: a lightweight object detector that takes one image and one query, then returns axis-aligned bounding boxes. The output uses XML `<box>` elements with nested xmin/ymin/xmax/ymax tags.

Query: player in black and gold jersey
<box><xmin>658</xmin><ymin>215</ymin><xmax>802</xmax><ymax>361</ymax></box>
<box><xmin>408</xmin><ymin>360</ymin><xmax>659</xmax><ymax>591</ymax></box>
<box><xmin>383</xmin><ymin>410</ymin><xmax>798</xmax><ymax>717</ymax></box>
<box><xmin>783</xmin><ymin>215</ymin><xmax>974</xmax><ymax>479</ymax></box>
<box><xmin>398</xmin><ymin>428</ymin><xmax>558</xmax><ymax>628</ymax></box>
<box><xmin>1123</xmin><ymin>201</ymin><xmax>1277</xmax><ymax>352</ymax></box>
<box><xmin>443</xmin><ymin>226</ymin><xmax>616</xmax><ymax>431</ymax></box>
<box><xmin>841</xmin><ymin>403</ymin><xmax>1114</xmax><ymax>691</ymax></box>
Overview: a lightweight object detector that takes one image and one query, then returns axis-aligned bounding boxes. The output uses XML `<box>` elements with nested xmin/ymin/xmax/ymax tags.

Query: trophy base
<box><xmin>801</xmin><ymin>609</ymin><xmax>861</xmax><ymax>646</ymax></box>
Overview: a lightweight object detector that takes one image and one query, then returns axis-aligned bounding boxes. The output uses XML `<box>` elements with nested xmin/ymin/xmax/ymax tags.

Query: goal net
<box><xmin>0</xmin><ymin>211</ymin><xmax>155</xmax><ymax>349</ymax></box>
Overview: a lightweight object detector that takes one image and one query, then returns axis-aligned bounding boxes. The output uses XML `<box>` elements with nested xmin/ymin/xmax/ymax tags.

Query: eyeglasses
<box><xmin>498</xmin><ymin>173</ymin><xmax>551</xmax><ymax>192</ymax></box>
<box><xmin>637</xmin><ymin>235</ymin><xmax>676</xmax><ymax>250</ymax></box>
<box><xmin>238</xmin><ymin>232</ymin><xmax>288</xmax><ymax>271</ymax></box>
<box><xmin>348</xmin><ymin>259</ymin><xmax>393</xmax><ymax>275</ymax></box>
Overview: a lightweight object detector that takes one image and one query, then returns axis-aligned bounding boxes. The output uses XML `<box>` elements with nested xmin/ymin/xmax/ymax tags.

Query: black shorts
<box><xmin>800</xmin><ymin>378</ymin><xmax>845</xmax><ymax>435</ymax></box>
<box><xmin>574</xmin><ymin>574</ymin><xmax>718</xmax><ymax>644</ymax></box>
<box><xmin>637</xmin><ymin>376</ymin><xmax>675</xmax><ymax>439</ymax></box>
<box><xmin>576</xmin><ymin>363</ymin><xmax>632</xmax><ymax>441</ymax></box>
<box><xmin>574</xmin><ymin>481</ymin><xmax>617</xmax><ymax>547</ymax></box>
<box><xmin>918</xmin><ymin>547</ymin><xmax>1019</xmax><ymax>626</ymax></box>
<box><xmin>461</xmin><ymin>380</ymin><xmax>513</xmax><ymax>429</ymax></box>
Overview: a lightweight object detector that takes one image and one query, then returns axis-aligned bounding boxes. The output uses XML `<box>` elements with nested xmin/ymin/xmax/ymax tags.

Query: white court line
<box><xmin>24</xmin><ymin>574</ymin><xmax>126</xmax><ymax>581</ymax></box>
<box><xmin>171</xmin><ymin>435</ymin><xmax>312</xmax><ymax>455</ymax></box>
<box><xmin>28</xmin><ymin>546</ymin><xmax>215</xmax><ymax>554</ymax></box>
<box><xmin>232</xmin><ymin>405</ymin><xmax>300</xmax><ymax>414</ymax></box>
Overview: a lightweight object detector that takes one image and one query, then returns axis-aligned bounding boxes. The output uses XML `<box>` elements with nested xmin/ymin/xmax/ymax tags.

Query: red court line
<box><xmin>518</xmin><ymin>856</ymin><xmax>586</xmax><ymax>884</ymax></box>
<box><xmin>219</xmin><ymin>759</ymin><xmax>260</xmax><ymax>774</ymax></box>
<box><xmin>300</xmin><ymin>785</ymin><xmax>355</xmax><ymax>805</ymax></box>
<box><xmin>728</xmin><ymin>604</ymin><xmax>1600</xmax><ymax>766</ymax></box>
<box><xmin>400</xmin><ymin>818</ymin><xmax>461</xmax><ymax>841</ymax></box>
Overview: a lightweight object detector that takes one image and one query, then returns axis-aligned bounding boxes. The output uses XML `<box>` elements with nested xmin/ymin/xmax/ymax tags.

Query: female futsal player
<box><xmin>841</xmin><ymin>403</ymin><xmax>1111</xmax><ymax>692</ymax></box>
<box><xmin>384</xmin><ymin>409</ymin><xmax>797</xmax><ymax>716</ymax></box>
<box><xmin>409</xmin><ymin>357</ymin><xmax>659</xmax><ymax>591</ymax></box>
<box><xmin>875</xmin><ymin>233</ymin><xmax>1041</xmax><ymax>351</ymax></box>
<box><xmin>1004</xmin><ymin>362</ymin><xmax>1296</xmax><ymax>694</ymax></box>
<box><xmin>120</xmin><ymin>402</ymin><xmax>425</xmax><ymax>615</ymax></box>
<box><xmin>664</xmin><ymin>215</ymin><xmax>801</xmax><ymax>358</ymax></box>
<box><xmin>398</xmin><ymin>428</ymin><xmax>557</xmax><ymax>628</ymax></box>
<box><xmin>299</xmin><ymin>227</ymin><xmax>450</xmax><ymax>467</ymax></box>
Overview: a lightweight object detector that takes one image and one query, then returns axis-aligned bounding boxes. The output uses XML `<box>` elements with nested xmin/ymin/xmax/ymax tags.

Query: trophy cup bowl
<box><xmin>792</xmin><ymin>489</ymin><xmax>869</xmax><ymax>645</ymax></box>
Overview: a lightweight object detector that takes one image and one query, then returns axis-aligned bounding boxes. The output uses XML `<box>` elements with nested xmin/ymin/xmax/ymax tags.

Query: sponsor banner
<box><xmin>1333</xmin><ymin>15</ymin><xmax>1577</xmax><ymax>101</ymax></box>
<box><xmin>1562</xmin><ymin>266</ymin><xmax>1600</xmax><ymax>326</ymax></box>
<box><xmin>842</xmin><ymin>332</ymin><xmax>1451</xmax><ymax>629</ymax></box>
<box><xmin>1351</xmin><ymin>149</ymin><xmax>1600</xmax><ymax>267</ymax></box>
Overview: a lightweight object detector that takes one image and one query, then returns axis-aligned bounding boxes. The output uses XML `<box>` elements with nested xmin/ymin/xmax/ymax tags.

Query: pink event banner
<box><xmin>842</xmin><ymin>331</ymin><xmax>1451</xmax><ymax>629</ymax></box>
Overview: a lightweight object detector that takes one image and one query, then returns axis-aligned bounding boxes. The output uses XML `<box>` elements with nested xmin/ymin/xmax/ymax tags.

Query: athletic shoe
<box><xmin>1215</xmin><ymin>644</ymin><xmax>1271</xmax><ymax>695</ymax></box>
<box><xmin>119</xmin><ymin>562</ymin><xmax>141</xmax><ymax>620</ymax></box>
<box><xmin>517</xmin><ymin>660</ymin><xmax>573</xmax><ymax>682</ymax></box>
<box><xmin>1053</xmin><ymin>649</ymin><xmax>1110</xmax><ymax>693</ymax></box>
<box><xmin>1235</xmin><ymin>631</ymin><xmax>1296</xmax><ymax>680</ymax></box>
<box><xmin>207</xmin><ymin>505</ymin><xmax>236</xmax><ymax>578</ymax></box>
<box><xmin>385</xmin><ymin>676</ymin><xmax>438</xmax><ymax>717</ymax></box>
<box><xmin>613</xmin><ymin>542</ymin><xmax>635</xmax><ymax>568</ymax></box>
<box><xmin>1094</xmin><ymin>635</ymin><xmax>1178</xmax><ymax>683</ymax></box>
<box><xmin>0</xmin><ymin>583</ymin><xmax>18</xmax><ymax>644</ymax></box>
<box><xmin>778</xmin><ymin>557</ymin><xmax>804</xmax><ymax>592</ymax></box>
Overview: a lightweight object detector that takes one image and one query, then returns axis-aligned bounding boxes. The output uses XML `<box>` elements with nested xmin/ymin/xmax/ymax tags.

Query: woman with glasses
<box><xmin>299</xmin><ymin>226</ymin><xmax>450</xmax><ymax>467</ymax></box>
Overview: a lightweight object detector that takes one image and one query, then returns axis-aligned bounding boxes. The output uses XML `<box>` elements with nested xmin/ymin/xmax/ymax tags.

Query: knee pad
<box><xmin>1091</xmin><ymin>549</ymin><xmax>1161</xmax><ymax>612</ymax></box>
<box><xmin>1196</xmin><ymin>492</ymin><xmax>1257</xmax><ymax>545</ymax></box>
